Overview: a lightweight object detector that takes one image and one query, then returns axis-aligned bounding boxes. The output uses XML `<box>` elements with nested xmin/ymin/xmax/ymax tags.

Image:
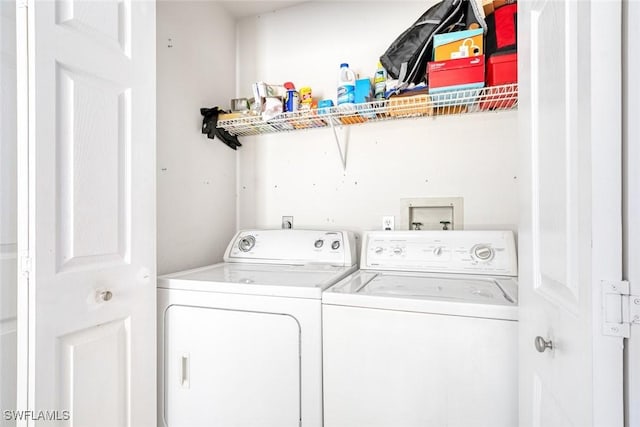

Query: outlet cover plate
<box><xmin>382</xmin><ymin>216</ymin><xmax>395</xmax><ymax>231</ymax></box>
<box><xmin>282</xmin><ymin>216</ymin><xmax>293</xmax><ymax>229</ymax></box>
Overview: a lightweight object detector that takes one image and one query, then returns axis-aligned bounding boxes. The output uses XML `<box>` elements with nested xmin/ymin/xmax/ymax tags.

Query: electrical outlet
<box><xmin>382</xmin><ymin>216</ymin><xmax>395</xmax><ymax>231</ymax></box>
<box><xmin>282</xmin><ymin>216</ymin><xmax>293</xmax><ymax>229</ymax></box>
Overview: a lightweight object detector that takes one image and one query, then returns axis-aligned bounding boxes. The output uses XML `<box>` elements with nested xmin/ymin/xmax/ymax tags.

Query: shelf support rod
<box><xmin>329</xmin><ymin>117</ymin><xmax>348</xmax><ymax>171</ymax></box>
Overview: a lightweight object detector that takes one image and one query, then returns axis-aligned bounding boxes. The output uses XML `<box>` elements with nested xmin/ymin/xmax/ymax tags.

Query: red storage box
<box><xmin>427</xmin><ymin>55</ymin><xmax>485</xmax><ymax>93</ymax></box>
<box><xmin>481</xmin><ymin>51</ymin><xmax>518</xmax><ymax>110</ymax></box>
<box><xmin>487</xmin><ymin>51</ymin><xmax>517</xmax><ymax>86</ymax></box>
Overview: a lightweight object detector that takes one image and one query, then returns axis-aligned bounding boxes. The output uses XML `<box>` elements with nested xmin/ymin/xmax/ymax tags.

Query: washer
<box><xmin>322</xmin><ymin>230</ymin><xmax>518</xmax><ymax>427</ymax></box>
<box><xmin>158</xmin><ymin>229</ymin><xmax>357</xmax><ymax>427</ymax></box>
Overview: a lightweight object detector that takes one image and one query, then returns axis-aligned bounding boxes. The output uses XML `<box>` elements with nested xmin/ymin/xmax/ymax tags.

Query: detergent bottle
<box><xmin>337</xmin><ymin>63</ymin><xmax>356</xmax><ymax>106</ymax></box>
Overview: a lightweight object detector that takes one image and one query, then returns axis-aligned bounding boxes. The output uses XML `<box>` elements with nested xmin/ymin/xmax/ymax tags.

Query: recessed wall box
<box><xmin>400</xmin><ymin>197</ymin><xmax>464</xmax><ymax>230</ymax></box>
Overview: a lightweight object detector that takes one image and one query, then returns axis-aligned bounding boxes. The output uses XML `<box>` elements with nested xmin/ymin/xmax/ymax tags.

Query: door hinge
<box><xmin>602</xmin><ymin>280</ymin><xmax>640</xmax><ymax>338</ymax></box>
<box><xmin>19</xmin><ymin>252</ymin><xmax>32</xmax><ymax>278</ymax></box>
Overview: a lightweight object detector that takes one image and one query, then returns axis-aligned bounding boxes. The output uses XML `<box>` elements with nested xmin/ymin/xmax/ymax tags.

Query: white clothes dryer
<box><xmin>322</xmin><ymin>230</ymin><xmax>518</xmax><ymax>427</ymax></box>
<box><xmin>158</xmin><ymin>229</ymin><xmax>357</xmax><ymax>427</ymax></box>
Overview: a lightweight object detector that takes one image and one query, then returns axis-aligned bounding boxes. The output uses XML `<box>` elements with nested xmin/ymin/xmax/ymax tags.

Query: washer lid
<box><xmin>323</xmin><ymin>271</ymin><xmax>518</xmax><ymax>320</ymax></box>
<box><xmin>158</xmin><ymin>262</ymin><xmax>356</xmax><ymax>299</ymax></box>
<box><xmin>360</xmin><ymin>274</ymin><xmax>514</xmax><ymax>305</ymax></box>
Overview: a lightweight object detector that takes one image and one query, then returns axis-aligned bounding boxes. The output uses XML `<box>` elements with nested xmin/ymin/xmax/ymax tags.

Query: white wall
<box><xmin>0</xmin><ymin>1</ymin><xmax>17</xmax><ymax>424</ymax></box>
<box><xmin>235</xmin><ymin>2</ymin><xmax>519</xmax><ymax>234</ymax></box>
<box><xmin>157</xmin><ymin>1</ymin><xmax>237</xmax><ymax>275</ymax></box>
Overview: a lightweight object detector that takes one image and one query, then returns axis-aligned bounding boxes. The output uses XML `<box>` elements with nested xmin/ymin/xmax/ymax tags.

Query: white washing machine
<box><xmin>158</xmin><ymin>229</ymin><xmax>357</xmax><ymax>427</ymax></box>
<box><xmin>322</xmin><ymin>230</ymin><xmax>518</xmax><ymax>427</ymax></box>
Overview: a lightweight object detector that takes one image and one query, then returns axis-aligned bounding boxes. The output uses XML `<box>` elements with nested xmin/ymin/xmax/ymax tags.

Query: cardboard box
<box><xmin>493</xmin><ymin>0</ymin><xmax>508</xmax><ymax>9</ymax></box>
<box><xmin>482</xmin><ymin>0</ymin><xmax>495</xmax><ymax>15</ymax></box>
<box><xmin>354</xmin><ymin>78</ymin><xmax>372</xmax><ymax>103</ymax></box>
<box><xmin>433</xmin><ymin>28</ymin><xmax>483</xmax><ymax>61</ymax></box>
<box><xmin>428</xmin><ymin>55</ymin><xmax>485</xmax><ymax>94</ymax></box>
<box><xmin>388</xmin><ymin>90</ymin><xmax>433</xmax><ymax>117</ymax></box>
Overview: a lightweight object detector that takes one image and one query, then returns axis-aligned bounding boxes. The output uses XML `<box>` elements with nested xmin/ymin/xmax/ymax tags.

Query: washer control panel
<box><xmin>363</xmin><ymin>231</ymin><xmax>517</xmax><ymax>276</ymax></box>
<box><xmin>225</xmin><ymin>229</ymin><xmax>357</xmax><ymax>266</ymax></box>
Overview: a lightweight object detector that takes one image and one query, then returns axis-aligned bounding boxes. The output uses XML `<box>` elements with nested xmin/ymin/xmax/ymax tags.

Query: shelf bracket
<box><xmin>329</xmin><ymin>117</ymin><xmax>348</xmax><ymax>171</ymax></box>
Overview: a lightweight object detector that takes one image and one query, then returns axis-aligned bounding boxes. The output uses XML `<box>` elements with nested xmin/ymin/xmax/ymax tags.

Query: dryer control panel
<box><xmin>362</xmin><ymin>231</ymin><xmax>517</xmax><ymax>276</ymax></box>
<box><xmin>224</xmin><ymin>229</ymin><xmax>357</xmax><ymax>267</ymax></box>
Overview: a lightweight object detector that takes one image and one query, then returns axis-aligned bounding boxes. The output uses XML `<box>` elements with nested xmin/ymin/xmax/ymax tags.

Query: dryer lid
<box><xmin>158</xmin><ymin>262</ymin><xmax>357</xmax><ymax>299</ymax></box>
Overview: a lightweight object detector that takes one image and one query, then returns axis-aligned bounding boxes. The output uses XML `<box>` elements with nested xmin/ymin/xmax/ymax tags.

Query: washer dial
<box><xmin>331</xmin><ymin>240</ymin><xmax>341</xmax><ymax>250</ymax></box>
<box><xmin>472</xmin><ymin>244</ymin><xmax>494</xmax><ymax>261</ymax></box>
<box><xmin>238</xmin><ymin>235</ymin><xmax>256</xmax><ymax>252</ymax></box>
<box><xmin>314</xmin><ymin>239</ymin><xmax>324</xmax><ymax>248</ymax></box>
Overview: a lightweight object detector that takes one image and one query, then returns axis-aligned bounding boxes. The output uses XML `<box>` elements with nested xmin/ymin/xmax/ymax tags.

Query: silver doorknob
<box><xmin>100</xmin><ymin>290</ymin><xmax>113</xmax><ymax>302</ymax></box>
<box><xmin>535</xmin><ymin>336</ymin><xmax>553</xmax><ymax>352</ymax></box>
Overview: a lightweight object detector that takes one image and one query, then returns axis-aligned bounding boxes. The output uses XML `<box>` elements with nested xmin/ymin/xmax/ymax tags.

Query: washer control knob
<box><xmin>393</xmin><ymin>247</ymin><xmax>403</xmax><ymax>255</ymax></box>
<box><xmin>314</xmin><ymin>239</ymin><xmax>324</xmax><ymax>248</ymax></box>
<box><xmin>433</xmin><ymin>246</ymin><xmax>444</xmax><ymax>256</ymax></box>
<box><xmin>238</xmin><ymin>235</ymin><xmax>256</xmax><ymax>252</ymax></box>
<box><xmin>473</xmin><ymin>245</ymin><xmax>494</xmax><ymax>261</ymax></box>
<box><xmin>374</xmin><ymin>247</ymin><xmax>384</xmax><ymax>254</ymax></box>
<box><xmin>331</xmin><ymin>240</ymin><xmax>341</xmax><ymax>250</ymax></box>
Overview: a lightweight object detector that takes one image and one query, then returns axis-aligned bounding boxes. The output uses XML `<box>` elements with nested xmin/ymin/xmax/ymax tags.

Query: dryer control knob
<box><xmin>314</xmin><ymin>239</ymin><xmax>324</xmax><ymax>248</ymax></box>
<box><xmin>331</xmin><ymin>240</ymin><xmax>341</xmax><ymax>250</ymax></box>
<box><xmin>374</xmin><ymin>247</ymin><xmax>384</xmax><ymax>254</ymax></box>
<box><xmin>433</xmin><ymin>246</ymin><xmax>444</xmax><ymax>256</ymax></box>
<box><xmin>393</xmin><ymin>247</ymin><xmax>403</xmax><ymax>255</ymax></box>
<box><xmin>472</xmin><ymin>245</ymin><xmax>494</xmax><ymax>261</ymax></box>
<box><xmin>238</xmin><ymin>235</ymin><xmax>256</xmax><ymax>252</ymax></box>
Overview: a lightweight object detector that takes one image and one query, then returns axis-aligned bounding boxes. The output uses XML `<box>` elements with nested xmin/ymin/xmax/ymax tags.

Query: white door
<box><xmin>1</xmin><ymin>1</ymin><xmax>18</xmax><ymax>425</ymax></box>
<box><xmin>16</xmin><ymin>1</ymin><xmax>156</xmax><ymax>426</ymax></box>
<box><xmin>519</xmin><ymin>1</ymin><xmax>624</xmax><ymax>426</ymax></box>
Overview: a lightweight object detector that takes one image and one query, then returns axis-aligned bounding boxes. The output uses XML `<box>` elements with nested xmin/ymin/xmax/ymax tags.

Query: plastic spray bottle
<box><xmin>374</xmin><ymin>61</ymin><xmax>387</xmax><ymax>100</ymax></box>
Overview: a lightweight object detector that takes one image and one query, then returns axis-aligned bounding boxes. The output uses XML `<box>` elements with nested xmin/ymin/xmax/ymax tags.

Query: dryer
<box><xmin>158</xmin><ymin>229</ymin><xmax>357</xmax><ymax>427</ymax></box>
<box><xmin>322</xmin><ymin>230</ymin><xmax>518</xmax><ymax>427</ymax></box>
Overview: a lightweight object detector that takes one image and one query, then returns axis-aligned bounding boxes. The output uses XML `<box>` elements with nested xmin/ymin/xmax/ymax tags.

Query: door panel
<box><xmin>59</xmin><ymin>318</ymin><xmax>130</xmax><ymax>427</ymax></box>
<box><xmin>56</xmin><ymin>0</ymin><xmax>130</xmax><ymax>55</ymax></box>
<box><xmin>17</xmin><ymin>1</ymin><xmax>156</xmax><ymax>425</ymax></box>
<box><xmin>519</xmin><ymin>1</ymin><xmax>623</xmax><ymax>426</ymax></box>
<box><xmin>530</xmin><ymin>1</ymin><xmax>580</xmax><ymax>311</ymax></box>
<box><xmin>56</xmin><ymin>64</ymin><xmax>131</xmax><ymax>271</ymax></box>
<box><xmin>532</xmin><ymin>375</ymin><xmax>572</xmax><ymax>427</ymax></box>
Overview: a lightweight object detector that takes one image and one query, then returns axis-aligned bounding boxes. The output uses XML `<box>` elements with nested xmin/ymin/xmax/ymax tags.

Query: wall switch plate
<box><xmin>382</xmin><ymin>216</ymin><xmax>395</xmax><ymax>231</ymax></box>
<box><xmin>282</xmin><ymin>216</ymin><xmax>293</xmax><ymax>229</ymax></box>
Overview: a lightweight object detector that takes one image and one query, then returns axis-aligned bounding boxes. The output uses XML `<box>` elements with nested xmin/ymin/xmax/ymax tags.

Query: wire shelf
<box><xmin>217</xmin><ymin>83</ymin><xmax>518</xmax><ymax>137</ymax></box>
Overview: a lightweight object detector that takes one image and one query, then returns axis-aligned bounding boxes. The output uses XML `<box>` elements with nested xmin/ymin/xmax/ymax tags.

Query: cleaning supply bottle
<box><xmin>374</xmin><ymin>61</ymin><xmax>387</xmax><ymax>100</ymax></box>
<box><xmin>337</xmin><ymin>63</ymin><xmax>356</xmax><ymax>106</ymax></box>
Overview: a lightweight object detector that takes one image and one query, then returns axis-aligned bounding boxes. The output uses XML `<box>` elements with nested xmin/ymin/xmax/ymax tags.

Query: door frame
<box><xmin>623</xmin><ymin>0</ymin><xmax>640</xmax><ymax>424</ymax></box>
<box><xmin>15</xmin><ymin>0</ymin><xmax>31</xmax><ymax>420</ymax></box>
<box><xmin>589</xmin><ymin>2</ymin><xmax>625</xmax><ymax>425</ymax></box>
